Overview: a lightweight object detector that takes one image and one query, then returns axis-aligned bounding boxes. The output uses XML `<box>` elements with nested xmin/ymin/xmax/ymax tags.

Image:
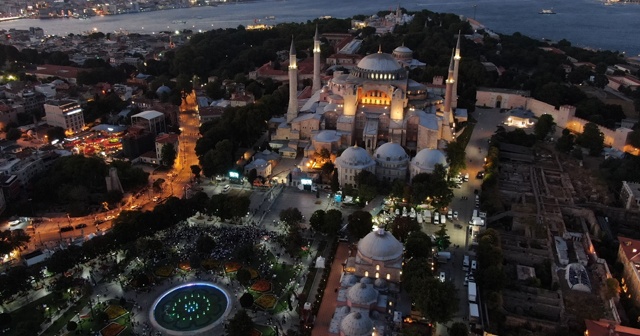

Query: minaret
<box><xmin>395</xmin><ymin>3</ymin><xmax>402</xmax><ymax>24</ymax></box>
<box><xmin>452</xmin><ymin>31</ymin><xmax>462</xmax><ymax>109</ymax></box>
<box><xmin>441</xmin><ymin>49</ymin><xmax>455</xmax><ymax>141</ymax></box>
<box><xmin>312</xmin><ymin>25</ymin><xmax>321</xmax><ymax>93</ymax></box>
<box><xmin>287</xmin><ymin>38</ymin><xmax>298</xmax><ymax>123</ymax></box>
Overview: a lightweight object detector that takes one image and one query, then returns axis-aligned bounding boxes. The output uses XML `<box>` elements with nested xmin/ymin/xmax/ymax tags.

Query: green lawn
<box><xmin>254</xmin><ymin>324</ymin><xmax>277</xmax><ymax>336</ymax></box>
<box><xmin>4</xmin><ymin>290</ymin><xmax>79</xmax><ymax>336</ymax></box>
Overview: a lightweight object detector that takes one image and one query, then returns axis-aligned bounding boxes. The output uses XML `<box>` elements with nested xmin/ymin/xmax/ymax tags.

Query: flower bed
<box><xmin>100</xmin><ymin>322</ymin><xmax>126</xmax><ymax>336</ymax></box>
<box><xmin>104</xmin><ymin>304</ymin><xmax>128</xmax><ymax>320</ymax></box>
<box><xmin>178</xmin><ymin>261</ymin><xmax>191</xmax><ymax>271</ymax></box>
<box><xmin>201</xmin><ymin>259</ymin><xmax>220</xmax><ymax>270</ymax></box>
<box><xmin>154</xmin><ymin>265</ymin><xmax>174</xmax><ymax>278</ymax></box>
<box><xmin>245</xmin><ymin>267</ymin><xmax>259</xmax><ymax>280</ymax></box>
<box><xmin>250</xmin><ymin>329</ymin><xmax>263</xmax><ymax>336</ymax></box>
<box><xmin>250</xmin><ymin>280</ymin><xmax>272</xmax><ymax>293</ymax></box>
<box><xmin>254</xmin><ymin>294</ymin><xmax>277</xmax><ymax>310</ymax></box>
<box><xmin>224</xmin><ymin>262</ymin><xmax>242</xmax><ymax>273</ymax></box>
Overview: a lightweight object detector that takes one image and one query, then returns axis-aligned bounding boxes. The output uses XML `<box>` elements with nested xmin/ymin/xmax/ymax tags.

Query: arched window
<box><xmin>375</xmin><ymin>272</ymin><xmax>379</xmax><ymax>279</ymax></box>
<box><xmin>365</xmin><ymin>271</ymin><xmax>369</xmax><ymax>277</ymax></box>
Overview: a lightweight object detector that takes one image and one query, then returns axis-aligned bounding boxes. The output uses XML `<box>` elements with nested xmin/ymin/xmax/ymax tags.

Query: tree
<box><xmin>628</xmin><ymin>129</ymin><xmax>640</xmax><ymax>149</ymax></box>
<box><xmin>330</xmin><ymin>169</ymin><xmax>340</xmax><ymax>193</ymax></box>
<box><xmin>410</xmin><ymin>165</ymin><xmax>454</xmax><ymax>209</ymax></box>
<box><xmin>236</xmin><ymin>268</ymin><xmax>252</xmax><ymax>285</ymax></box>
<box><xmin>411</xmin><ymin>276</ymin><xmax>459</xmax><ymax>324</ymax></box>
<box><xmin>196</xmin><ymin>234</ymin><xmax>215</xmax><ymax>254</ymax></box>
<box><xmin>405</xmin><ymin>231</ymin><xmax>433</xmax><ymax>259</ymax></box>
<box><xmin>324</xmin><ymin>209</ymin><xmax>343</xmax><ymax>235</ymax></box>
<box><xmin>5</xmin><ymin>128</ymin><xmax>21</xmax><ymax>141</ymax></box>
<box><xmin>444</xmin><ymin>140</ymin><xmax>466</xmax><ymax>176</ymax></box>
<box><xmin>227</xmin><ymin>310</ymin><xmax>254</xmax><ymax>336</ymax></box>
<box><xmin>434</xmin><ymin>224</ymin><xmax>451</xmax><ymax>251</ymax></box>
<box><xmin>190</xmin><ymin>165</ymin><xmax>201</xmax><ymax>178</ymax></box>
<box><xmin>348</xmin><ymin>210</ymin><xmax>373</xmax><ymax>240</ymax></box>
<box><xmin>449</xmin><ymin>322</ymin><xmax>469</xmax><ymax>336</ymax></box>
<box><xmin>161</xmin><ymin>143</ymin><xmax>177</xmax><ymax>167</ymax></box>
<box><xmin>576</xmin><ymin>122</ymin><xmax>604</xmax><ymax>156</ymax></box>
<box><xmin>556</xmin><ymin>128</ymin><xmax>575</xmax><ymax>153</ymax></box>
<box><xmin>247</xmin><ymin>168</ymin><xmax>258</xmax><ymax>186</ymax></box>
<box><xmin>309</xmin><ymin>210</ymin><xmax>325</xmax><ymax>232</ymax></box>
<box><xmin>239</xmin><ymin>292</ymin><xmax>254</xmax><ymax>308</ymax></box>
<box><xmin>391</xmin><ymin>216</ymin><xmax>420</xmax><ymax>243</ymax></box>
<box><xmin>66</xmin><ymin>321</ymin><xmax>78</xmax><ymax>331</ymax></box>
<box><xmin>534</xmin><ymin>114</ymin><xmax>555</xmax><ymax>140</ymax></box>
<box><xmin>604</xmin><ymin>277</ymin><xmax>620</xmax><ymax>300</ymax></box>
<box><xmin>279</xmin><ymin>207</ymin><xmax>303</xmax><ymax>227</ymax></box>
<box><xmin>0</xmin><ymin>230</ymin><xmax>30</xmax><ymax>255</ymax></box>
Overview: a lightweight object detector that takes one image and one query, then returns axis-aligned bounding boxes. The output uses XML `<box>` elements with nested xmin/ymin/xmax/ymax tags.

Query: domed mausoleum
<box><xmin>374</xmin><ymin>142</ymin><xmax>409</xmax><ymax>182</ymax></box>
<box><xmin>346</xmin><ymin>228</ymin><xmax>404</xmax><ymax>282</ymax></box>
<box><xmin>335</xmin><ymin>145</ymin><xmax>376</xmax><ymax>186</ymax></box>
<box><xmin>339</xmin><ymin>312</ymin><xmax>374</xmax><ymax>336</ymax></box>
<box><xmin>410</xmin><ymin>148</ymin><xmax>448</xmax><ymax>179</ymax></box>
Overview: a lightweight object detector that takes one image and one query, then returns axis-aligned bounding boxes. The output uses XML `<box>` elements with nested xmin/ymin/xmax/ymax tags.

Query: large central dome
<box><xmin>356</xmin><ymin>53</ymin><xmax>403</xmax><ymax>72</ymax></box>
<box><xmin>350</xmin><ymin>51</ymin><xmax>407</xmax><ymax>81</ymax></box>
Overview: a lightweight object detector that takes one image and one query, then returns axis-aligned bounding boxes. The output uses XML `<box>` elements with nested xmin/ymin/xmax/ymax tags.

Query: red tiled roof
<box><xmin>156</xmin><ymin>133</ymin><xmax>179</xmax><ymax>144</ymax></box>
<box><xmin>254</xmin><ymin>57</ymin><xmax>315</xmax><ymax>77</ymax></box>
<box><xmin>585</xmin><ymin>319</ymin><xmax>640</xmax><ymax>336</ymax></box>
<box><xmin>199</xmin><ymin>106</ymin><xmax>225</xmax><ymax>117</ymax></box>
<box><xmin>28</xmin><ymin>64</ymin><xmax>86</xmax><ymax>79</ymax></box>
<box><xmin>619</xmin><ymin>236</ymin><xmax>640</xmax><ymax>264</ymax></box>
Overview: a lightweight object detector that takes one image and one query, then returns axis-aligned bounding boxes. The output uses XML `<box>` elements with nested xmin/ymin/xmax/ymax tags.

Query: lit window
<box><xmin>376</xmin><ymin>265</ymin><xmax>380</xmax><ymax>271</ymax></box>
<box><xmin>386</xmin><ymin>273</ymin><xmax>390</xmax><ymax>280</ymax></box>
<box><xmin>365</xmin><ymin>271</ymin><xmax>369</xmax><ymax>277</ymax></box>
<box><xmin>375</xmin><ymin>272</ymin><xmax>379</xmax><ymax>279</ymax></box>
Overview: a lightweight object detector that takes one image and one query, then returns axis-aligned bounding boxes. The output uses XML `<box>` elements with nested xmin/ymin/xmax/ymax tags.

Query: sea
<box><xmin>0</xmin><ymin>0</ymin><xmax>639</xmax><ymax>56</ymax></box>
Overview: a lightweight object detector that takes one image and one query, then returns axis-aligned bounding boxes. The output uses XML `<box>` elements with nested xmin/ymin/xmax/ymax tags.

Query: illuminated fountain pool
<box><xmin>149</xmin><ymin>282</ymin><xmax>232</xmax><ymax>335</ymax></box>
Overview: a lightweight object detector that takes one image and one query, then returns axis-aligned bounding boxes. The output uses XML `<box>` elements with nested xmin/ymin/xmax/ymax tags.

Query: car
<box><xmin>215</xmin><ymin>175</ymin><xmax>225</xmax><ymax>181</ymax></box>
<box><xmin>471</xmin><ymin>260</ymin><xmax>478</xmax><ymax>271</ymax></box>
<box><xmin>464</xmin><ymin>275</ymin><xmax>469</xmax><ymax>286</ymax></box>
<box><xmin>75</xmin><ymin>223</ymin><xmax>88</xmax><ymax>229</ymax></box>
<box><xmin>94</xmin><ymin>219</ymin><xmax>105</xmax><ymax>225</ymax></box>
<box><xmin>476</xmin><ymin>171</ymin><xmax>485</xmax><ymax>179</ymax></box>
<box><xmin>59</xmin><ymin>226</ymin><xmax>74</xmax><ymax>233</ymax></box>
<box><xmin>152</xmin><ymin>196</ymin><xmax>159</xmax><ymax>202</ymax></box>
<box><xmin>453</xmin><ymin>211</ymin><xmax>459</xmax><ymax>220</ymax></box>
<box><xmin>454</xmin><ymin>223</ymin><xmax>463</xmax><ymax>229</ymax></box>
<box><xmin>130</xmin><ymin>205</ymin><xmax>141</xmax><ymax>210</ymax></box>
<box><xmin>439</xmin><ymin>272</ymin><xmax>446</xmax><ymax>283</ymax></box>
<box><xmin>447</xmin><ymin>209</ymin><xmax>453</xmax><ymax>220</ymax></box>
<box><xmin>222</xmin><ymin>185</ymin><xmax>231</xmax><ymax>193</ymax></box>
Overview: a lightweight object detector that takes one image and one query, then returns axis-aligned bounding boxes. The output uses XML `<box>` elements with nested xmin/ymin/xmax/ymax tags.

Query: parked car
<box><xmin>439</xmin><ymin>272</ymin><xmax>446</xmax><ymax>282</ymax></box>
<box><xmin>59</xmin><ymin>226</ymin><xmax>74</xmax><ymax>233</ymax></box>
<box><xmin>476</xmin><ymin>171</ymin><xmax>485</xmax><ymax>179</ymax></box>
<box><xmin>75</xmin><ymin>223</ymin><xmax>87</xmax><ymax>229</ymax></box>
<box><xmin>471</xmin><ymin>260</ymin><xmax>478</xmax><ymax>271</ymax></box>
<box><xmin>453</xmin><ymin>211</ymin><xmax>459</xmax><ymax>220</ymax></box>
<box><xmin>222</xmin><ymin>185</ymin><xmax>231</xmax><ymax>193</ymax></box>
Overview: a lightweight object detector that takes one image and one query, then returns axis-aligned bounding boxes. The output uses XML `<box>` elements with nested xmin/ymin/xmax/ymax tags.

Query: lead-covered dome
<box><xmin>315</xmin><ymin>130</ymin><xmax>340</xmax><ymax>143</ymax></box>
<box><xmin>392</xmin><ymin>45</ymin><xmax>413</xmax><ymax>61</ymax></box>
<box><xmin>347</xmin><ymin>282</ymin><xmax>378</xmax><ymax>306</ymax></box>
<box><xmin>340</xmin><ymin>312</ymin><xmax>374</xmax><ymax>336</ymax></box>
<box><xmin>357</xmin><ymin>229</ymin><xmax>403</xmax><ymax>262</ymax></box>
<box><xmin>335</xmin><ymin>146</ymin><xmax>375</xmax><ymax>169</ymax></box>
<box><xmin>351</xmin><ymin>51</ymin><xmax>407</xmax><ymax>81</ymax></box>
<box><xmin>411</xmin><ymin>148</ymin><xmax>448</xmax><ymax>172</ymax></box>
<box><xmin>375</xmin><ymin>142</ymin><xmax>408</xmax><ymax>162</ymax></box>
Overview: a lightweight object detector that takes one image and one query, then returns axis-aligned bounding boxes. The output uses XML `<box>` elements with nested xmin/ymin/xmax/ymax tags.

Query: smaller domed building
<box><xmin>410</xmin><ymin>148</ymin><xmax>448</xmax><ymax>179</ymax></box>
<box><xmin>374</xmin><ymin>142</ymin><xmax>409</xmax><ymax>182</ymax></box>
<box><xmin>328</xmin><ymin>229</ymin><xmax>403</xmax><ymax>336</ymax></box>
<box><xmin>335</xmin><ymin>145</ymin><xmax>376</xmax><ymax>186</ymax></box>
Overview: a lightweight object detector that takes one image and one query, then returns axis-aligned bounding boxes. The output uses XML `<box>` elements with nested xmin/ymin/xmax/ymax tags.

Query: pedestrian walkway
<box><xmin>311</xmin><ymin>242</ymin><xmax>350</xmax><ymax>336</ymax></box>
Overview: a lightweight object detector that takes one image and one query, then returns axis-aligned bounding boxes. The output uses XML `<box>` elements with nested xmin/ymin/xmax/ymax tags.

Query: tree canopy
<box><xmin>348</xmin><ymin>210</ymin><xmax>373</xmax><ymax>240</ymax></box>
<box><xmin>576</xmin><ymin>122</ymin><xmax>604</xmax><ymax>156</ymax></box>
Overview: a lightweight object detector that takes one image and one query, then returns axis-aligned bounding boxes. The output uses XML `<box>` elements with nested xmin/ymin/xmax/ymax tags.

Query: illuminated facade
<box><xmin>44</xmin><ymin>99</ymin><xmax>85</xmax><ymax>134</ymax></box>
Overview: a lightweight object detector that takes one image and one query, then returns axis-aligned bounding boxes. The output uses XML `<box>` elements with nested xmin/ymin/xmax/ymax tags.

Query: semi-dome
<box><xmin>315</xmin><ymin>130</ymin><xmax>340</xmax><ymax>143</ymax></box>
<box><xmin>340</xmin><ymin>312</ymin><xmax>374</xmax><ymax>336</ymax></box>
<box><xmin>393</xmin><ymin>45</ymin><xmax>413</xmax><ymax>54</ymax></box>
<box><xmin>347</xmin><ymin>282</ymin><xmax>378</xmax><ymax>306</ymax></box>
<box><xmin>357</xmin><ymin>228</ymin><xmax>403</xmax><ymax>261</ymax></box>
<box><xmin>335</xmin><ymin>146</ymin><xmax>375</xmax><ymax>169</ymax></box>
<box><xmin>375</xmin><ymin>142</ymin><xmax>408</xmax><ymax>162</ymax></box>
<box><xmin>411</xmin><ymin>148</ymin><xmax>448</xmax><ymax>171</ymax></box>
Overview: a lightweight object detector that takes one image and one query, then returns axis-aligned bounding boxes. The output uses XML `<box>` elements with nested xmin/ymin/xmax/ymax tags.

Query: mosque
<box><xmin>327</xmin><ymin>228</ymin><xmax>406</xmax><ymax>335</ymax></box>
<box><xmin>270</xmin><ymin>29</ymin><xmax>463</xmax><ymax>186</ymax></box>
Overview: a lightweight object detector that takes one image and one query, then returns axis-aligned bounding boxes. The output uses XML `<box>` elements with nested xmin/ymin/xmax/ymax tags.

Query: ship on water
<box><xmin>539</xmin><ymin>9</ymin><xmax>556</xmax><ymax>14</ymax></box>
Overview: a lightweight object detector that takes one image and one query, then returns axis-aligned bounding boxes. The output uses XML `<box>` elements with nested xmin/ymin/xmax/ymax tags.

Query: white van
<box><xmin>440</xmin><ymin>214</ymin><xmax>446</xmax><ymax>224</ymax></box>
<box><xmin>463</xmin><ymin>255</ymin><xmax>470</xmax><ymax>271</ymax></box>
<box><xmin>433</xmin><ymin>214</ymin><xmax>440</xmax><ymax>225</ymax></box>
<box><xmin>472</xmin><ymin>209</ymin><xmax>478</xmax><ymax>219</ymax></box>
<box><xmin>222</xmin><ymin>185</ymin><xmax>231</xmax><ymax>193</ymax></box>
